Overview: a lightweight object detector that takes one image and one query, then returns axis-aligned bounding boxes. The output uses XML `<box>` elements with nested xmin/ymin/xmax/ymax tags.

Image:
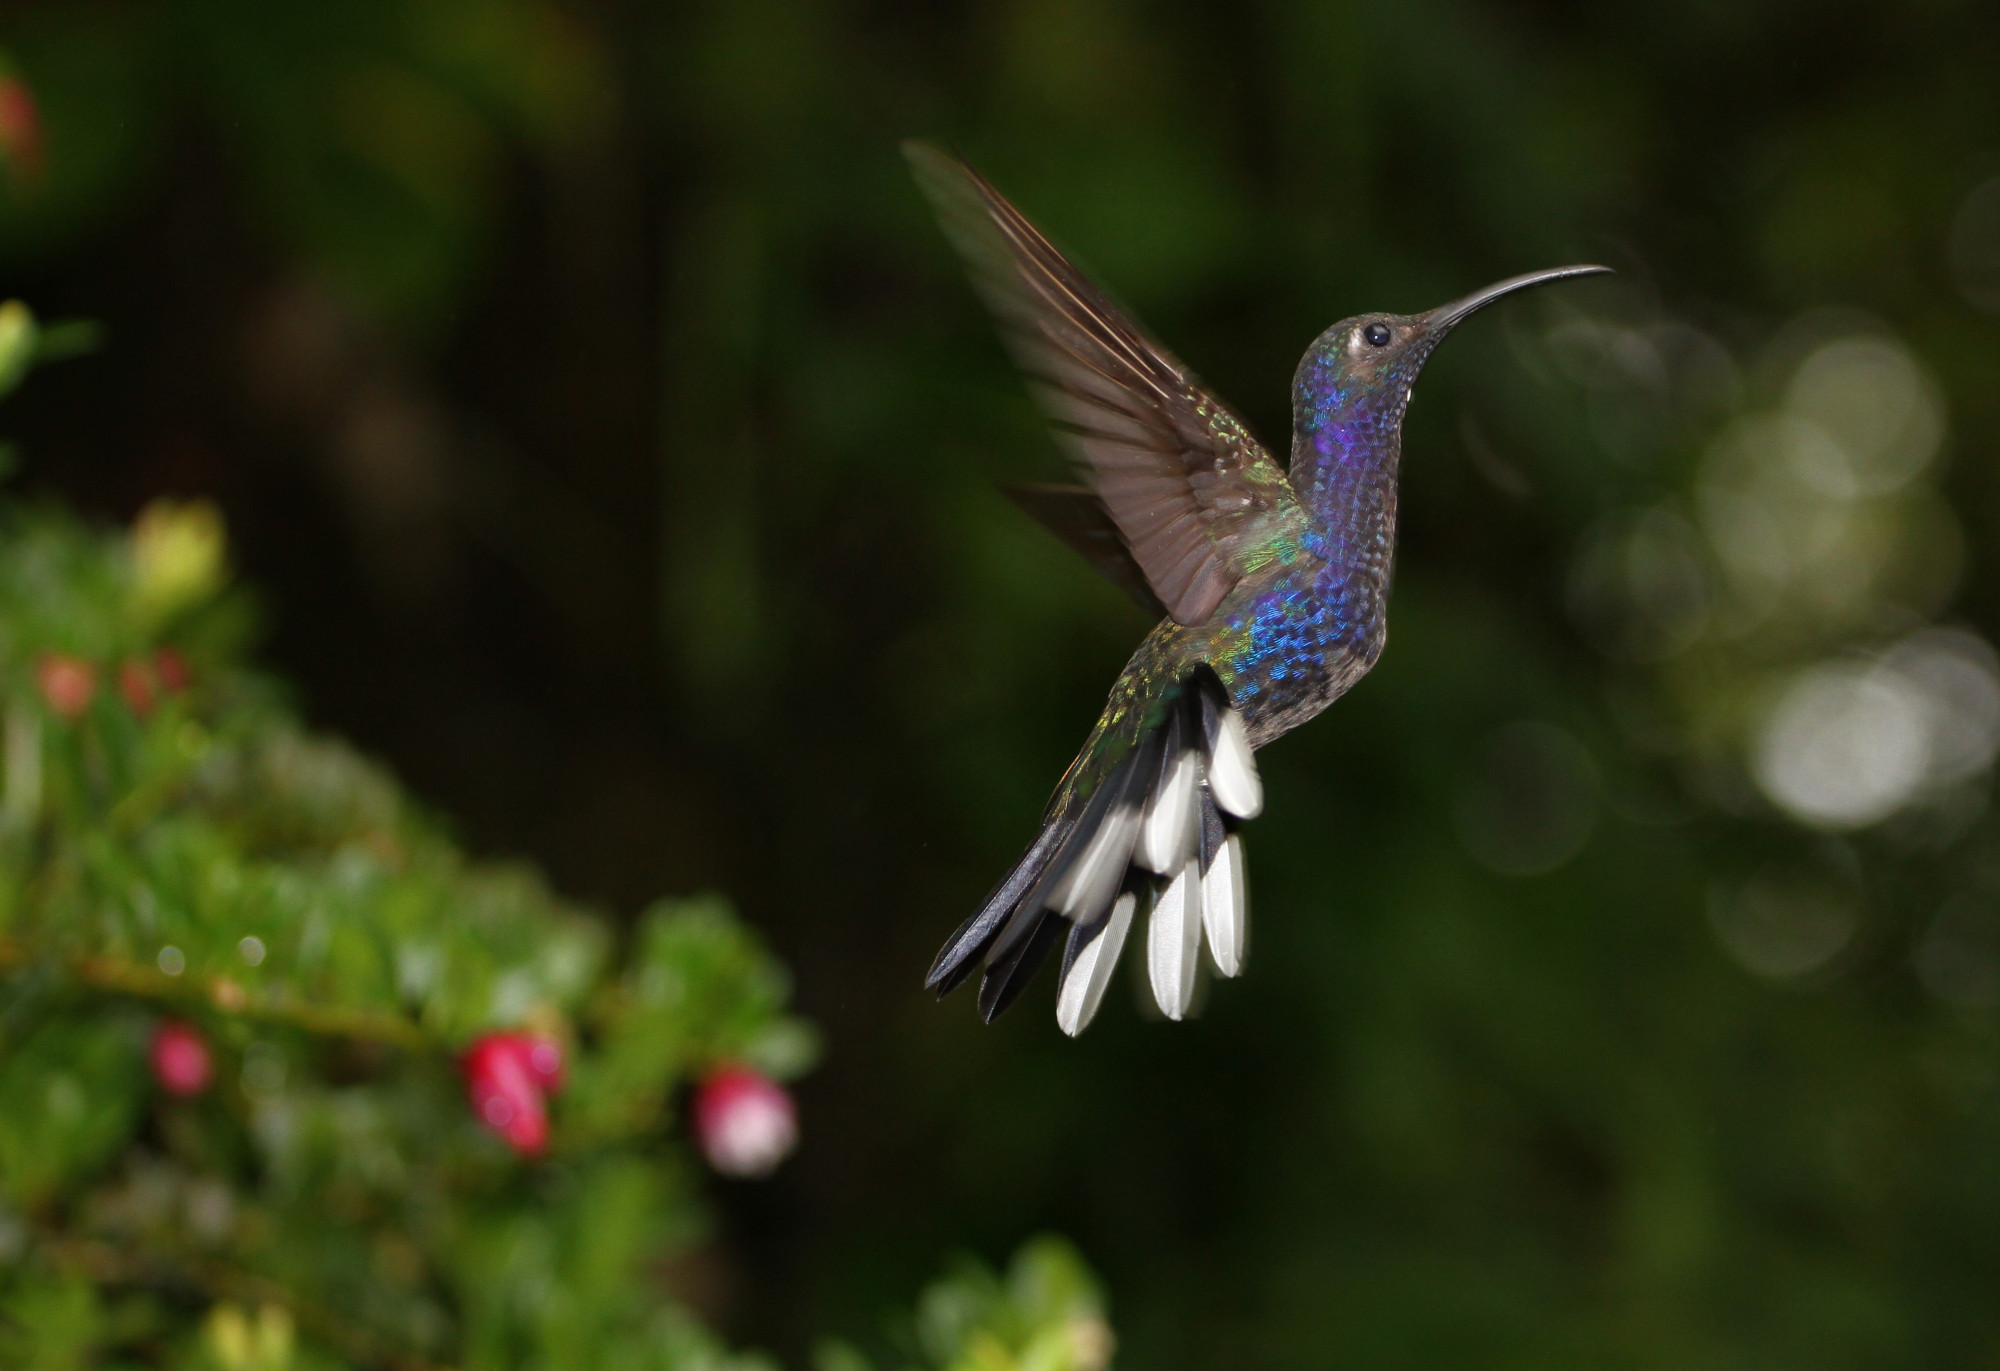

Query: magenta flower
<box><xmin>463</xmin><ymin>1032</ymin><xmax>563</xmax><ymax>1156</ymax></box>
<box><xmin>150</xmin><ymin>1020</ymin><xmax>214</xmax><ymax>1097</ymax></box>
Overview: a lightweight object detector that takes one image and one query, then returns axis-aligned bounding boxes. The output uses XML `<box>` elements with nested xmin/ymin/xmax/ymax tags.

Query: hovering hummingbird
<box><xmin>908</xmin><ymin>142</ymin><xmax>1607</xmax><ymax>1035</ymax></box>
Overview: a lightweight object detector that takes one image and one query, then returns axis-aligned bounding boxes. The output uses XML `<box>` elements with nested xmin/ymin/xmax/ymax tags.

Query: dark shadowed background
<box><xmin>5</xmin><ymin>1</ymin><xmax>2000</xmax><ymax>1366</ymax></box>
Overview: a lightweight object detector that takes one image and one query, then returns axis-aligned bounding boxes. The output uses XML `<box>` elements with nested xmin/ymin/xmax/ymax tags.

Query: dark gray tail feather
<box><xmin>972</xmin><ymin>730</ymin><xmax>1163</xmax><ymax>1020</ymax></box>
<box><xmin>976</xmin><ymin>906</ymin><xmax>1065</xmax><ymax>1021</ymax></box>
<box><xmin>987</xmin><ymin>726</ymin><xmax>1162</xmax><ymax>969</ymax></box>
<box><xmin>1199</xmin><ymin>776</ymin><xmax>1226</xmax><ymax>873</ymax></box>
<box><xmin>925</xmin><ymin>814</ymin><xmax>1074</xmax><ymax>996</ymax></box>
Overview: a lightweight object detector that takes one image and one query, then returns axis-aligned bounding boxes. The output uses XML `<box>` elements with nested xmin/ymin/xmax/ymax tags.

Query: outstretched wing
<box><xmin>907</xmin><ymin>141</ymin><xmax>1302</xmax><ymax>627</ymax></box>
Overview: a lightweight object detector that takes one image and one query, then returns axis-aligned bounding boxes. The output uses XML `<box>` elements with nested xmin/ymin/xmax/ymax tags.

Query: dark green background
<box><xmin>5</xmin><ymin>1</ymin><xmax>2000</xmax><ymax>1366</ymax></box>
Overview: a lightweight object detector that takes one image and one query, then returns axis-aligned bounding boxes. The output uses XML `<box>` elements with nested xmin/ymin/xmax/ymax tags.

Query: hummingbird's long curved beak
<box><xmin>1422</xmin><ymin>264</ymin><xmax>1612</xmax><ymax>332</ymax></box>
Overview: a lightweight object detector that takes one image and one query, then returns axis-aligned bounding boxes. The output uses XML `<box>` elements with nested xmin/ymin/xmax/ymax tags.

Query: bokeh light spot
<box><xmin>1568</xmin><ymin>506</ymin><xmax>1711</xmax><ymax>660</ymax></box>
<box><xmin>1709</xmin><ymin>862</ymin><xmax>1860</xmax><ymax>979</ymax></box>
<box><xmin>1454</xmin><ymin>722</ymin><xmax>1599</xmax><ymax>875</ymax></box>
<box><xmin>1949</xmin><ymin>176</ymin><xmax>2000</xmax><ymax>312</ymax></box>
<box><xmin>1883</xmin><ymin>629</ymin><xmax>2000</xmax><ymax>785</ymax></box>
<box><xmin>1754</xmin><ymin>662</ymin><xmax>1929</xmax><ymax>829</ymax></box>
<box><xmin>1754</xmin><ymin>632</ymin><xmax>2000</xmax><ymax>830</ymax></box>
<box><xmin>1914</xmin><ymin>895</ymin><xmax>2000</xmax><ymax>1009</ymax></box>
<box><xmin>1784</xmin><ymin>337</ymin><xmax>1942</xmax><ymax>497</ymax></box>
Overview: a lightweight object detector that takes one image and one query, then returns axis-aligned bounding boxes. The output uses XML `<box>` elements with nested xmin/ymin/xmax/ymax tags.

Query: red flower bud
<box><xmin>37</xmin><ymin>654</ymin><xmax>97</xmax><ymax>719</ymax></box>
<box><xmin>0</xmin><ymin>76</ymin><xmax>42</xmax><ymax>184</ymax></box>
<box><xmin>462</xmin><ymin>1033</ymin><xmax>560</xmax><ymax>1156</ymax></box>
<box><xmin>150</xmin><ymin>1020</ymin><xmax>214</xmax><ymax>1097</ymax></box>
<box><xmin>119</xmin><ymin>658</ymin><xmax>156</xmax><ymax>716</ymax></box>
<box><xmin>693</xmin><ymin>1065</ymin><xmax>797</xmax><ymax>1177</ymax></box>
<box><xmin>154</xmin><ymin>647</ymin><xmax>190</xmax><ymax>693</ymax></box>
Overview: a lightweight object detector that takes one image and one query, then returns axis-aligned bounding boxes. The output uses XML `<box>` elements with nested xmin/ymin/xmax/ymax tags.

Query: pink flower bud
<box><xmin>37</xmin><ymin>653</ymin><xmax>97</xmax><ymax>719</ymax></box>
<box><xmin>693</xmin><ymin>1065</ymin><xmax>797</xmax><ymax>1177</ymax></box>
<box><xmin>463</xmin><ymin>1033</ymin><xmax>556</xmax><ymax>1155</ymax></box>
<box><xmin>150</xmin><ymin>1020</ymin><xmax>214</xmax><ymax>1097</ymax></box>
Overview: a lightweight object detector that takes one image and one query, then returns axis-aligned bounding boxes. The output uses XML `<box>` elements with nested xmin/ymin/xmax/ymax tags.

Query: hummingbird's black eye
<box><xmin>1363</xmin><ymin>322</ymin><xmax>1392</xmax><ymax>347</ymax></box>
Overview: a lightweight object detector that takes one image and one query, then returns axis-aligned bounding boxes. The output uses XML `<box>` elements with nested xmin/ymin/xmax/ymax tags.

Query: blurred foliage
<box><xmin>1</xmin><ymin>1</ymin><xmax>2000</xmax><ymax>1370</ymax></box>
<box><xmin>0</xmin><ymin>1</ymin><xmax>606</xmax><ymax>327</ymax></box>
<box><xmin>0</xmin><ymin>331</ymin><xmax>833</xmax><ymax>1368</ymax></box>
<box><xmin>818</xmin><ymin>1238</ymin><xmax>1111</xmax><ymax>1371</ymax></box>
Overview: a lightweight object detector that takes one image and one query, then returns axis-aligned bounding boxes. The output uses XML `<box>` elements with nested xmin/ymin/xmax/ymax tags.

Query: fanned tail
<box><xmin>927</xmin><ymin>666</ymin><xmax>1263</xmax><ymax>1034</ymax></box>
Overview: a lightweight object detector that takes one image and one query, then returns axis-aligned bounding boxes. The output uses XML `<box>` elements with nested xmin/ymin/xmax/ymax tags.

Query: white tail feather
<box><xmin>1056</xmin><ymin>892</ymin><xmax>1136</xmax><ymax>1036</ymax></box>
<box><xmin>1148</xmin><ymin>863</ymin><xmax>1203</xmax><ymax>1019</ymax></box>
<box><xmin>1202</xmin><ymin>832</ymin><xmax>1248</xmax><ymax>977</ymax></box>
<box><xmin>1050</xmin><ymin>803</ymin><xmax>1141</xmax><ymax>918</ymax></box>
<box><xmin>1137</xmin><ymin>749</ymin><xmax>1200</xmax><ymax>873</ymax></box>
<box><xmin>1207</xmin><ymin>708</ymin><xmax>1263</xmax><ymax>820</ymax></box>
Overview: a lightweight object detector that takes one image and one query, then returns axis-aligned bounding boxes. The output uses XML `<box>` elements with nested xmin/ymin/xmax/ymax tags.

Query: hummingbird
<box><xmin>908</xmin><ymin>142</ymin><xmax>1607</xmax><ymax>1035</ymax></box>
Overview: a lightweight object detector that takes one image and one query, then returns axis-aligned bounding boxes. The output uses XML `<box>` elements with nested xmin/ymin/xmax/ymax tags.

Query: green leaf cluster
<box><xmin>0</xmin><ymin>427</ymin><xmax>823</xmax><ymax>1366</ymax></box>
<box><xmin>818</xmin><ymin>1239</ymin><xmax>1112</xmax><ymax>1371</ymax></box>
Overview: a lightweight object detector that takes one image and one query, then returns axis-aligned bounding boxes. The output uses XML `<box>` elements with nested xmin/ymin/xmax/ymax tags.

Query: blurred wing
<box><xmin>907</xmin><ymin>142</ymin><xmax>1301</xmax><ymax>626</ymax></box>
<box><xmin>1003</xmin><ymin>483</ymin><xmax>1167</xmax><ymax>617</ymax></box>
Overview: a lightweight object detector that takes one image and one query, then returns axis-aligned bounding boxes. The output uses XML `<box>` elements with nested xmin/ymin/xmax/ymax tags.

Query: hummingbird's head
<box><xmin>1295</xmin><ymin>265</ymin><xmax>1612</xmax><ymax>437</ymax></box>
